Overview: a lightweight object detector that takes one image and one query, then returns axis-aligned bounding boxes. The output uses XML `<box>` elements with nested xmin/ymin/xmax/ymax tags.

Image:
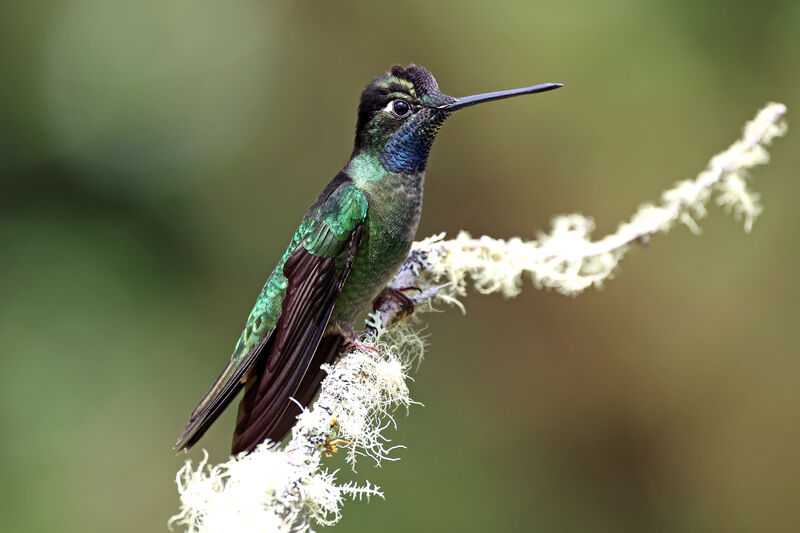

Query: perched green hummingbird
<box><xmin>175</xmin><ymin>65</ymin><xmax>561</xmax><ymax>454</ymax></box>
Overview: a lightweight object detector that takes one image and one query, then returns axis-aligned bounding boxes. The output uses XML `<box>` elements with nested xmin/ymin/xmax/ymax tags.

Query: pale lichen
<box><xmin>172</xmin><ymin>102</ymin><xmax>786</xmax><ymax>533</ymax></box>
<box><xmin>417</xmin><ymin>103</ymin><xmax>787</xmax><ymax>298</ymax></box>
<box><xmin>171</xmin><ymin>315</ymin><xmax>423</xmax><ymax>533</ymax></box>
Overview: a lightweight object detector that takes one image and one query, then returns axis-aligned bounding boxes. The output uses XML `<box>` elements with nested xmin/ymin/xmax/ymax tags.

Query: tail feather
<box><xmin>266</xmin><ymin>334</ymin><xmax>345</xmax><ymax>444</ymax></box>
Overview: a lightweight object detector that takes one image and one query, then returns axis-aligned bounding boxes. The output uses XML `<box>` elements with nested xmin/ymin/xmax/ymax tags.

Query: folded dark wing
<box><xmin>231</xmin><ymin>179</ymin><xmax>367</xmax><ymax>454</ymax></box>
<box><xmin>173</xmin><ymin>329</ymin><xmax>273</xmax><ymax>452</ymax></box>
<box><xmin>174</xmin><ymin>175</ymin><xmax>366</xmax><ymax>454</ymax></box>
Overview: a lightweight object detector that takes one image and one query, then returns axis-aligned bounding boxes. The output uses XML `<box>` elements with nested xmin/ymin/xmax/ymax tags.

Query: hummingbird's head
<box><xmin>353</xmin><ymin>64</ymin><xmax>561</xmax><ymax>174</ymax></box>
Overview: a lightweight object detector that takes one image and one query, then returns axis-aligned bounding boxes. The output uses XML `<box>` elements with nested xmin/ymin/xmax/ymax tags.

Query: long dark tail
<box><xmin>231</xmin><ymin>334</ymin><xmax>344</xmax><ymax>454</ymax></box>
<box><xmin>266</xmin><ymin>334</ymin><xmax>345</xmax><ymax>444</ymax></box>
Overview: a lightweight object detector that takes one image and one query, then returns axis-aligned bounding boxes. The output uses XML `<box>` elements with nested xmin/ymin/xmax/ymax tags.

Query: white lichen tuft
<box><xmin>171</xmin><ymin>314</ymin><xmax>424</xmax><ymax>533</ymax></box>
<box><xmin>310</xmin><ymin>320</ymin><xmax>423</xmax><ymax>467</ymax></box>
<box><xmin>172</xmin><ymin>103</ymin><xmax>786</xmax><ymax>532</ymax></box>
<box><xmin>716</xmin><ymin>173</ymin><xmax>762</xmax><ymax>232</ymax></box>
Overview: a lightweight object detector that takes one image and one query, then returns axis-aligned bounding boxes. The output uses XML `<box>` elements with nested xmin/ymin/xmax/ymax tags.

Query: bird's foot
<box><xmin>373</xmin><ymin>286</ymin><xmax>421</xmax><ymax>317</ymax></box>
<box><xmin>340</xmin><ymin>324</ymin><xmax>380</xmax><ymax>354</ymax></box>
<box><xmin>344</xmin><ymin>337</ymin><xmax>380</xmax><ymax>354</ymax></box>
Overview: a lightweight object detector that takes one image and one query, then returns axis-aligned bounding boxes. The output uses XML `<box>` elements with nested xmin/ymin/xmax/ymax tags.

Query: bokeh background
<box><xmin>2</xmin><ymin>1</ymin><xmax>799</xmax><ymax>532</ymax></box>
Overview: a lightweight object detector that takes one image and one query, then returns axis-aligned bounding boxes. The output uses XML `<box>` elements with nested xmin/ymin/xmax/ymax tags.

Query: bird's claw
<box><xmin>373</xmin><ymin>286</ymin><xmax>420</xmax><ymax>317</ymax></box>
<box><xmin>343</xmin><ymin>338</ymin><xmax>380</xmax><ymax>354</ymax></box>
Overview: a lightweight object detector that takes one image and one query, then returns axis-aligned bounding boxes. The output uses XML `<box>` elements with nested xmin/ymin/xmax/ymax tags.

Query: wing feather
<box><xmin>173</xmin><ymin>334</ymin><xmax>271</xmax><ymax>451</ymax></box>
<box><xmin>174</xmin><ymin>174</ymin><xmax>367</xmax><ymax>454</ymax></box>
<box><xmin>232</xmin><ymin>224</ymin><xmax>362</xmax><ymax>453</ymax></box>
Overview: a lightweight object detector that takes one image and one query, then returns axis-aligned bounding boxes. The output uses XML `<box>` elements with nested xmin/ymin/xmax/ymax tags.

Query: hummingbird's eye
<box><xmin>391</xmin><ymin>100</ymin><xmax>410</xmax><ymax>117</ymax></box>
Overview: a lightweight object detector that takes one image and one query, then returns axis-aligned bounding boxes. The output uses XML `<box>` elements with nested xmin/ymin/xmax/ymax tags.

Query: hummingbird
<box><xmin>174</xmin><ymin>64</ymin><xmax>561</xmax><ymax>454</ymax></box>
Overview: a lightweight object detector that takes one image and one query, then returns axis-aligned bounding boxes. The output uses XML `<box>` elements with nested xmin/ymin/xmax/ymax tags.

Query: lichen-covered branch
<box><xmin>415</xmin><ymin>102</ymin><xmax>787</xmax><ymax>298</ymax></box>
<box><xmin>171</xmin><ymin>102</ymin><xmax>787</xmax><ymax>533</ymax></box>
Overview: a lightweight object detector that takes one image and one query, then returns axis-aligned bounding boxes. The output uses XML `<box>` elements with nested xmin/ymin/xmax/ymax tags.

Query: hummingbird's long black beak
<box><xmin>437</xmin><ymin>83</ymin><xmax>562</xmax><ymax>111</ymax></box>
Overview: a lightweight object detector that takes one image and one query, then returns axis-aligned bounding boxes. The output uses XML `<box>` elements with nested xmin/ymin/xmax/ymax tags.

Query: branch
<box><xmin>171</xmin><ymin>102</ymin><xmax>787</xmax><ymax>533</ymax></box>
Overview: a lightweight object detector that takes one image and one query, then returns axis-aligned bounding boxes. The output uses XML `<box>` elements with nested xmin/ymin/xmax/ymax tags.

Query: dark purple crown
<box><xmin>386</xmin><ymin>64</ymin><xmax>441</xmax><ymax>100</ymax></box>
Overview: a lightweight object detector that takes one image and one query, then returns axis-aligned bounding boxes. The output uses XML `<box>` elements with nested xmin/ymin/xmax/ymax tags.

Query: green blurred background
<box><xmin>1</xmin><ymin>1</ymin><xmax>798</xmax><ymax>532</ymax></box>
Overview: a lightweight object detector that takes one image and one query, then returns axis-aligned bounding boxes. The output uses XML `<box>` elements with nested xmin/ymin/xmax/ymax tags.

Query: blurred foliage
<box><xmin>1</xmin><ymin>1</ymin><xmax>798</xmax><ymax>532</ymax></box>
